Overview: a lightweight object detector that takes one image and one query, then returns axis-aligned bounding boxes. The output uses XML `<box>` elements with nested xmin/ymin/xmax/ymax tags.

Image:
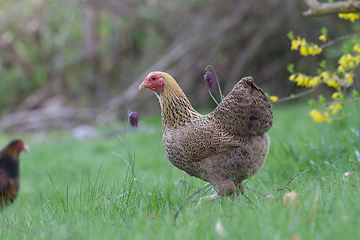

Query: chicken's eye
<box><xmin>152</xmin><ymin>76</ymin><xmax>157</xmax><ymax>80</ymax></box>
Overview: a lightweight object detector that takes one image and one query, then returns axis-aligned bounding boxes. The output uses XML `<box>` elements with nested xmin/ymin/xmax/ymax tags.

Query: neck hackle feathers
<box><xmin>140</xmin><ymin>72</ymin><xmax>201</xmax><ymax>128</ymax></box>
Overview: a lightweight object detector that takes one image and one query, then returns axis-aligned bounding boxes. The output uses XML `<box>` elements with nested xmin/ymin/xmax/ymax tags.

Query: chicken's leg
<box><xmin>235</xmin><ymin>181</ymin><xmax>245</xmax><ymax>195</ymax></box>
<box><xmin>196</xmin><ymin>180</ymin><xmax>245</xmax><ymax>208</ymax></box>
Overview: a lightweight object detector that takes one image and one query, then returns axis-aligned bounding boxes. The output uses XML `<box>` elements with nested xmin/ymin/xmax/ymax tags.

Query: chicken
<box><xmin>0</xmin><ymin>139</ymin><xmax>28</xmax><ymax>207</ymax></box>
<box><xmin>139</xmin><ymin>71</ymin><xmax>273</xmax><ymax>201</ymax></box>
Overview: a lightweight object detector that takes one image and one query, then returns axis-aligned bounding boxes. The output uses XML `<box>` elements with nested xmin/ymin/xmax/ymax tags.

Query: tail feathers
<box><xmin>212</xmin><ymin>76</ymin><xmax>273</xmax><ymax>136</ymax></box>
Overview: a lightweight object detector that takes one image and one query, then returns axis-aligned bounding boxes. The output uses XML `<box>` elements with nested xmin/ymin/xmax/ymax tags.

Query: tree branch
<box><xmin>303</xmin><ymin>0</ymin><xmax>360</xmax><ymax>17</ymax></box>
<box><xmin>0</xmin><ymin>106</ymin><xmax>98</xmax><ymax>131</ymax></box>
<box><xmin>105</xmin><ymin>1</ymin><xmax>252</xmax><ymax>113</ymax></box>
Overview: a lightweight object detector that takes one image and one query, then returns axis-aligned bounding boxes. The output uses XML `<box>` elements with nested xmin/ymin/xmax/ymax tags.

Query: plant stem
<box><xmin>208</xmin><ymin>89</ymin><xmax>219</xmax><ymax>105</ymax></box>
<box><xmin>206</xmin><ymin>65</ymin><xmax>223</xmax><ymax>102</ymax></box>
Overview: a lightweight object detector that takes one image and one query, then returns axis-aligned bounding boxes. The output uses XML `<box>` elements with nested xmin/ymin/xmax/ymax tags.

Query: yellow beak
<box><xmin>139</xmin><ymin>82</ymin><xmax>149</xmax><ymax>90</ymax></box>
<box><xmin>23</xmin><ymin>145</ymin><xmax>30</xmax><ymax>153</ymax></box>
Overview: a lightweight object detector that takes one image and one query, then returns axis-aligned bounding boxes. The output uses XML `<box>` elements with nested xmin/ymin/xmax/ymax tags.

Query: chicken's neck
<box><xmin>0</xmin><ymin>155</ymin><xmax>19</xmax><ymax>177</ymax></box>
<box><xmin>158</xmin><ymin>88</ymin><xmax>201</xmax><ymax>129</ymax></box>
<box><xmin>0</xmin><ymin>149</ymin><xmax>20</xmax><ymax>163</ymax></box>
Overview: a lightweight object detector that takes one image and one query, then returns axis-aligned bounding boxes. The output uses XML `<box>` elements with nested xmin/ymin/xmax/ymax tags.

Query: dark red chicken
<box><xmin>0</xmin><ymin>139</ymin><xmax>28</xmax><ymax>207</ymax></box>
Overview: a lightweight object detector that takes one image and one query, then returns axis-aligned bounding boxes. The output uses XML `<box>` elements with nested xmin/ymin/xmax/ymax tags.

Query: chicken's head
<box><xmin>1</xmin><ymin>139</ymin><xmax>29</xmax><ymax>159</ymax></box>
<box><xmin>9</xmin><ymin>139</ymin><xmax>29</xmax><ymax>154</ymax></box>
<box><xmin>139</xmin><ymin>72</ymin><xmax>166</xmax><ymax>93</ymax></box>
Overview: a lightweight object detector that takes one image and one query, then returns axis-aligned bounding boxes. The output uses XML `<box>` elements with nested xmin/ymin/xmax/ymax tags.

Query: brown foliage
<box><xmin>0</xmin><ymin>0</ymin><xmax>353</xmax><ymax>130</ymax></box>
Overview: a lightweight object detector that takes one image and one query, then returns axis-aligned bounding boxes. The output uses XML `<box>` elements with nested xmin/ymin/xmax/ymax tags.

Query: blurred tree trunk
<box><xmin>0</xmin><ymin>33</ymin><xmax>33</xmax><ymax>79</ymax></box>
<box><xmin>82</xmin><ymin>2</ymin><xmax>106</xmax><ymax>103</ymax></box>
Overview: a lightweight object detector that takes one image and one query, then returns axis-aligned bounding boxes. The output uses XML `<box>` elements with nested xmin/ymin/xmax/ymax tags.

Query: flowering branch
<box><xmin>329</xmin><ymin>108</ymin><xmax>359</xmax><ymax>121</ymax></box>
<box><xmin>320</xmin><ymin>33</ymin><xmax>360</xmax><ymax>49</ymax></box>
<box><xmin>321</xmin><ymin>97</ymin><xmax>360</xmax><ymax>107</ymax></box>
<box><xmin>272</xmin><ymin>26</ymin><xmax>360</xmax><ymax>124</ymax></box>
<box><xmin>275</xmin><ymin>86</ymin><xmax>319</xmax><ymax>103</ymax></box>
<box><xmin>303</xmin><ymin>0</ymin><xmax>360</xmax><ymax>17</ymax></box>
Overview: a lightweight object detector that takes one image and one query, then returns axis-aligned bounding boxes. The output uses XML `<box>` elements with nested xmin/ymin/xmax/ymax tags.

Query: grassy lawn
<box><xmin>0</xmin><ymin>103</ymin><xmax>359</xmax><ymax>239</ymax></box>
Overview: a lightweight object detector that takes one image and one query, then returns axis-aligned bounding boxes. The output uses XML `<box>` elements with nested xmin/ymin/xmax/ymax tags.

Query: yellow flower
<box><xmin>296</xmin><ymin>74</ymin><xmax>310</xmax><ymax>87</ymax></box>
<box><xmin>329</xmin><ymin>103</ymin><xmax>343</xmax><ymax>115</ymax></box>
<box><xmin>338</xmin><ymin>53</ymin><xmax>352</xmax><ymax>68</ymax></box>
<box><xmin>321</xmin><ymin>73</ymin><xmax>340</xmax><ymax>89</ymax></box>
<box><xmin>323</xmin><ymin>112</ymin><xmax>332</xmax><ymax>123</ymax></box>
<box><xmin>338</xmin><ymin>13</ymin><xmax>359</xmax><ymax>22</ymax></box>
<box><xmin>338</xmin><ymin>65</ymin><xmax>345</xmax><ymax>73</ymax></box>
<box><xmin>320</xmin><ymin>71</ymin><xmax>330</xmax><ymax>80</ymax></box>
<box><xmin>309</xmin><ymin>109</ymin><xmax>332</xmax><ymax>123</ymax></box>
<box><xmin>269</xmin><ymin>96</ymin><xmax>278</xmax><ymax>102</ymax></box>
<box><xmin>291</xmin><ymin>37</ymin><xmax>302</xmax><ymax>50</ymax></box>
<box><xmin>290</xmin><ymin>36</ymin><xmax>322</xmax><ymax>56</ymax></box>
<box><xmin>308</xmin><ymin>47</ymin><xmax>316</xmax><ymax>56</ymax></box>
<box><xmin>299</xmin><ymin>45</ymin><xmax>308</xmax><ymax>56</ymax></box>
<box><xmin>289</xmin><ymin>74</ymin><xmax>297</xmax><ymax>81</ymax></box>
<box><xmin>345</xmin><ymin>73</ymin><xmax>355</xmax><ymax>85</ymax></box>
<box><xmin>310</xmin><ymin>109</ymin><xmax>323</xmax><ymax>122</ymax></box>
<box><xmin>308</xmin><ymin>76</ymin><xmax>321</xmax><ymax>88</ymax></box>
<box><xmin>325</xmin><ymin>79</ymin><xmax>340</xmax><ymax>89</ymax></box>
<box><xmin>308</xmin><ymin>45</ymin><xmax>322</xmax><ymax>56</ymax></box>
<box><xmin>319</xmin><ymin>34</ymin><xmax>327</xmax><ymax>42</ymax></box>
<box><xmin>331</xmin><ymin>92</ymin><xmax>343</xmax><ymax>99</ymax></box>
<box><xmin>355</xmin><ymin>55</ymin><xmax>360</xmax><ymax>64</ymax></box>
<box><xmin>349</xmin><ymin>61</ymin><xmax>354</xmax><ymax>69</ymax></box>
<box><xmin>354</xmin><ymin>44</ymin><xmax>360</xmax><ymax>53</ymax></box>
<box><xmin>291</xmin><ymin>41</ymin><xmax>298</xmax><ymax>51</ymax></box>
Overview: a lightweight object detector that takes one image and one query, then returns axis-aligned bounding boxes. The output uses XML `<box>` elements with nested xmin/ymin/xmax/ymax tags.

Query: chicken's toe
<box><xmin>196</xmin><ymin>193</ymin><xmax>221</xmax><ymax>209</ymax></box>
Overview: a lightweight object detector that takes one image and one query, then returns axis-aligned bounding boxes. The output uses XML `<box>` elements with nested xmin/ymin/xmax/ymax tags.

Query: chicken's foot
<box><xmin>196</xmin><ymin>193</ymin><xmax>221</xmax><ymax>209</ymax></box>
<box><xmin>196</xmin><ymin>180</ymin><xmax>245</xmax><ymax>208</ymax></box>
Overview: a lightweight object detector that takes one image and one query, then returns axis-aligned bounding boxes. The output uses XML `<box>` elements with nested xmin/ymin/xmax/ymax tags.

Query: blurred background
<box><xmin>0</xmin><ymin>0</ymin><xmax>358</xmax><ymax>132</ymax></box>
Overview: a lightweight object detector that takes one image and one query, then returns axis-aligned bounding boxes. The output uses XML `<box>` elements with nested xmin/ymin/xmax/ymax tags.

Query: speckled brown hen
<box><xmin>0</xmin><ymin>139</ymin><xmax>28</xmax><ymax>207</ymax></box>
<box><xmin>139</xmin><ymin>71</ymin><xmax>273</xmax><ymax>201</ymax></box>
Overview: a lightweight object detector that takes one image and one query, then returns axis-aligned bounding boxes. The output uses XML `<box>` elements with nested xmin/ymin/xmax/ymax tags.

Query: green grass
<box><xmin>0</xmin><ymin>103</ymin><xmax>359</xmax><ymax>239</ymax></box>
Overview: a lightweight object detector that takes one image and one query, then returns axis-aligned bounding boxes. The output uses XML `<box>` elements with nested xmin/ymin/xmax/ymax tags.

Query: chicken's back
<box><xmin>212</xmin><ymin>76</ymin><xmax>273</xmax><ymax>136</ymax></box>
